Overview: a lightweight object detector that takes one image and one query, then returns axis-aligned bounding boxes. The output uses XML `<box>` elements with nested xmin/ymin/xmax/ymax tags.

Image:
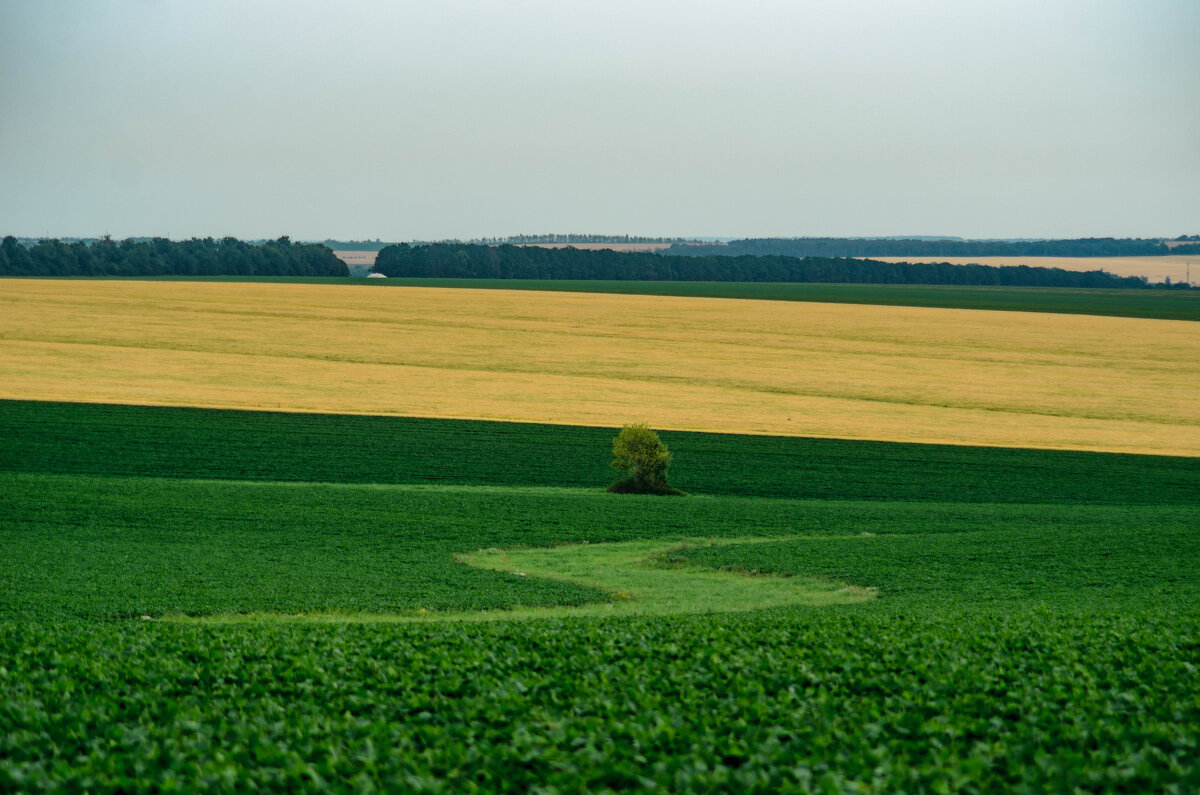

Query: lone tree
<box><xmin>608</xmin><ymin>424</ymin><xmax>683</xmax><ymax>495</ymax></box>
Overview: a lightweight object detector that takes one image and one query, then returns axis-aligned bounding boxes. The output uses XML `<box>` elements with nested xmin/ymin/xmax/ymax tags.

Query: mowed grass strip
<box><xmin>457</xmin><ymin>538</ymin><xmax>872</xmax><ymax>618</ymax></box>
<box><xmin>2</xmin><ymin>279</ymin><xmax>1199</xmax><ymax>455</ymax></box>
<box><xmin>181</xmin><ymin>539</ymin><xmax>872</xmax><ymax>625</ymax></box>
<box><xmin>4</xmin><ymin>400</ymin><xmax>1198</xmax><ymax>504</ymax></box>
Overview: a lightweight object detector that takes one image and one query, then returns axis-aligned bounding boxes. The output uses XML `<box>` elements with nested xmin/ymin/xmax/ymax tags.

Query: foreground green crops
<box><xmin>4</xmin><ymin>611</ymin><xmax>1199</xmax><ymax>793</ymax></box>
<box><xmin>3</xmin><ymin>400</ymin><xmax>1199</xmax><ymax>791</ymax></box>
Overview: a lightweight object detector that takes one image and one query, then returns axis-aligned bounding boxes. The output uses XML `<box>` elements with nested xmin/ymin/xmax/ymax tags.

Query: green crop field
<box><xmin>6</xmin><ymin>611</ymin><xmax>1199</xmax><ymax>793</ymax></box>
<box><xmin>8</xmin><ymin>472</ymin><xmax>1198</xmax><ymax>621</ymax></box>
<box><xmin>3</xmin><ymin>400</ymin><xmax>1197</xmax><ymax>504</ymax></box>
<box><xmin>3</xmin><ymin>400</ymin><xmax>1199</xmax><ymax>791</ymax></box>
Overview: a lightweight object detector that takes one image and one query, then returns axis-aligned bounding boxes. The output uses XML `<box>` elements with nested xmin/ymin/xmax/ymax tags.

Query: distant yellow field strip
<box><xmin>864</xmin><ymin>255</ymin><xmax>1197</xmax><ymax>285</ymax></box>
<box><xmin>1</xmin><ymin>279</ymin><xmax>1198</xmax><ymax>456</ymax></box>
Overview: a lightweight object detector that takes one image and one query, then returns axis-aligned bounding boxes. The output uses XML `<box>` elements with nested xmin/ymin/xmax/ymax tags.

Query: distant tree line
<box><xmin>0</xmin><ymin>236</ymin><xmax>348</xmax><ymax>277</ymax></box>
<box><xmin>372</xmin><ymin>243</ymin><xmax>1152</xmax><ymax>288</ymax></box>
<box><xmin>475</xmin><ymin>233</ymin><xmax>691</xmax><ymax>245</ymax></box>
<box><xmin>663</xmin><ymin>237</ymin><xmax>1177</xmax><ymax>258</ymax></box>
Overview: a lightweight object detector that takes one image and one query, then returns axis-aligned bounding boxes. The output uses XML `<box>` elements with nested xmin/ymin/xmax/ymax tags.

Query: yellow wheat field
<box><xmin>1</xmin><ymin>279</ymin><xmax>1198</xmax><ymax>456</ymax></box>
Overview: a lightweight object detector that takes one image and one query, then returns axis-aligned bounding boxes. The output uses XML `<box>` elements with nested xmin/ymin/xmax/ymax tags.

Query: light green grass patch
<box><xmin>179</xmin><ymin>537</ymin><xmax>871</xmax><ymax>625</ymax></box>
<box><xmin>461</xmin><ymin>537</ymin><xmax>873</xmax><ymax>615</ymax></box>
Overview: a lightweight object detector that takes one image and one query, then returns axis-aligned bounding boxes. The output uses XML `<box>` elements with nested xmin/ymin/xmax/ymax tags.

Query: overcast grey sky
<box><xmin>2</xmin><ymin>1</ymin><xmax>1197</xmax><ymax>240</ymax></box>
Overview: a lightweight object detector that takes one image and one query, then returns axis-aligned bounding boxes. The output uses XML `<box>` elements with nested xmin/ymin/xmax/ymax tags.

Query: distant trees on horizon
<box><xmin>474</xmin><ymin>234</ymin><xmax>691</xmax><ymax>245</ymax></box>
<box><xmin>5</xmin><ymin>234</ymin><xmax>1191</xmax><ymax>285</ymax></box>
<box><xmin>663</xmin><ymin>237</ymin><xmax>1180</xmax><ymax>259</ymax></box>
<box><xmin>0</xmin><ymin>236</ymin><xmax>348</xmax><ymax>278</ymax></box>
<box><xmin>371</xmin><ymin>243</ymin><xmax>1155</xmax><ymax>288</ymax></box>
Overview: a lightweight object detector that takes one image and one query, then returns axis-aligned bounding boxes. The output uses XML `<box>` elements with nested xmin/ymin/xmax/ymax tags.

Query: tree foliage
<box><xmin>371</xmin><ymin>242</ymin><xmax>1153</xmax><ymax>288</ymax></box>
<box><xmin>609</xmin><ymin>424</ymin><xmax>681</xmax><ymax>495</ymax></box>
<box><xmin>0</xmin><ymin>236</ymin><xmax>348</xmax><ymax>278</ymax></box>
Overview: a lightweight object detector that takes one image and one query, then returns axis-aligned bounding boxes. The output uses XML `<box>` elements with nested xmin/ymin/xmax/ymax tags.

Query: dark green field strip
<box><xmin>680</xmin><ymin>522</ymin><xmax>1200</xmax><ymax>609</ymax></box>
<box><xmin>3</xmin><ymin>610</ymin><xmax>1199</xmax><ymax>792</ymax></box>
<box><xmin>4</xmin><ymin>471</ymin><xmax>1198</xmax><ymax>620</ymax></box>
<box><xmin>2</xmin><ymin>400</ymin><xmax>1197</xmax><ymax>504</ymax></box>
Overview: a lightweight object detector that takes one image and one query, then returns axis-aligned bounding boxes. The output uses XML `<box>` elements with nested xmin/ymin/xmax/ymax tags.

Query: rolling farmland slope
<box><xmin>2</xmin><ymin>402</ymin><xmax>1199</xmax><ymax>791</ymax></box>
<box><xmin>2</xmin><ymin>279</ymin><xmax>1198</xmax><ymax>455</ymax></box>
<box><xmin>4</xmin><ymin>280</ymin><xmax>1198</xmax><ymax>790</ymax></box>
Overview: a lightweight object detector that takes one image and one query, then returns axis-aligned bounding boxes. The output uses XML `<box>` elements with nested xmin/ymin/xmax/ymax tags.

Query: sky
<box><xmin>1</xmin><ymin>0</ymin><xmax>1197</xmax><ymax>241</ymax></box>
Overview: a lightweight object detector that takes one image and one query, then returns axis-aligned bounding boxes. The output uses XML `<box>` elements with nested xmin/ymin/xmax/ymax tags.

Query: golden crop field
<box><xmin>864</xmin><ymin>255</ymin><xmax>1197</xmax><ymax>285</ymax></box>
<box><xmin>2</xmin><ymin>279</ymin><xmax>1198</xmax><ymax>456</ymax></box>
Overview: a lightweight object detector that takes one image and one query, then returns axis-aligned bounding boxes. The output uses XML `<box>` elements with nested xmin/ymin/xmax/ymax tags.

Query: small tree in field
<box><xmin>608</xmin><ymin>424</ymin><xmax>683</xmax><ymax>495</ymax></box>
